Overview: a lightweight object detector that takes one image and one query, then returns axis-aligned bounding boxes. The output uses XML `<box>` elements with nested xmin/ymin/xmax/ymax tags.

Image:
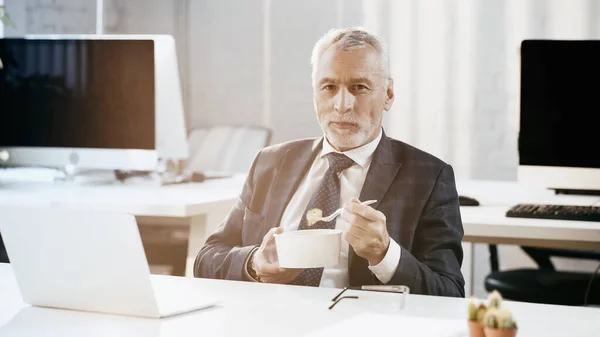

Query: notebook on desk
<box><xmin>0</xmin><ymin>206</ymin><xmax>218</xmax><ymax>318</ymax></box>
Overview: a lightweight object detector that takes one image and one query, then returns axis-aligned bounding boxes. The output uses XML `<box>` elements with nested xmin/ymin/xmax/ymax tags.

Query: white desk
<box><xmin>0</xmin><ymin>264</ymin><xmax>598</xmax><ymax>337</ymax></box>
<box><xmin>458</xmin><ymin>180</ymin><xmax>600</xmax><ymax>250</ymax></box>
<box><xmin>457</xmin><ymin>180</ymin><xmax>600</xmax><ymax>295</ymax></box>
<box><xmin>0</xmin><ymin>176</ymin><xmax>246</xmax><ymax>276</ymax></box>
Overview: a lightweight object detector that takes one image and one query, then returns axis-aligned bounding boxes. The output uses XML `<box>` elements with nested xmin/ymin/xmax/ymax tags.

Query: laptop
<box><xmin>0</xmin><ymin>205</ymin><xmax>218</xmax><ymax>318</ymax></box>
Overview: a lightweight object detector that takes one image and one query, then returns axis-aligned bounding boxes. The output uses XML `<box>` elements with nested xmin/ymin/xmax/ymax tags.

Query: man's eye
<box><xmin>322</xmin><ymin>84</ymin><xmax>337</xmax><ymax>91</ymax></box>
<box><xmin>352</xmin><ymin>84</ymin><xmax>368</xmax><ymax>91</ymax></box>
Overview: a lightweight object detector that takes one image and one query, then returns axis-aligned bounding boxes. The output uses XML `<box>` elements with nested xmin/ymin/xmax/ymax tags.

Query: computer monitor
<box><xmin>518</xmin><ymin>39</ymin><xmax>600</xmax><ymax>193</ymax></box>
<box><xmin>0</xmin><ymin>35</ymin><xmax>188</xmax><ymax>172</ymax></box>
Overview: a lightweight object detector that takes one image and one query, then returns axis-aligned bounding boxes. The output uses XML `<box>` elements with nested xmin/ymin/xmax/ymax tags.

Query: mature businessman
<box><xmin>194</xmin><ymin>27</ymin><xmax>465</xmax><ymax>297</ymax></box>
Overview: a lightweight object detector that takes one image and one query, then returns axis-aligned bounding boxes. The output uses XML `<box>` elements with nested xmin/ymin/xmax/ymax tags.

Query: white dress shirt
<box><xmin>279</xmin><ymin>128</ymin><xmax>401</xmax><ymax>288</ymax></box>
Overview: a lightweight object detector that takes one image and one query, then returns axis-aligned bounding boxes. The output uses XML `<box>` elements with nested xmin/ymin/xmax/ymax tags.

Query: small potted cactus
<box><xmin>487</xmin><ymin>289</ymin><xmax>503</xmax><ymax>309</ymax></box>
<box><xmin>467</xmin><ymin>290</ymin><xmax>506</xmax><ymax>337</ymax></box>
<box><xmin>483</xmin><ymin>307</ymin><xmax>518</xmax><ymax>337</ymax></box>
<box><xmin>467</xmin><ymin>298</ymin><xmax>486</xmax><ymax>337</ymax></box>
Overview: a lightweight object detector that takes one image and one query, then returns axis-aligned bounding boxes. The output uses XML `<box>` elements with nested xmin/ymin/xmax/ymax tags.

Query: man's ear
<box><xmin>383</xmin><ymin>78</ymin><xmax>395</xmax><ymax>111</ymax></box>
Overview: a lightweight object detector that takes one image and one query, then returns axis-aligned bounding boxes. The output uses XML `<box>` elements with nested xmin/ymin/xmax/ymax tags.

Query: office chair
<box><xmin>143</xmin><ymin>124</ymin><xmax>272</xmax><ymax>276</ymax></box>
<box><xmin>485</xmin><ymin>245</ymin><xmax>600</xmax><ymax>306</ymax></box>
<box><xmin>186</xmin><ymin>125</ymin><xmax>273</xmax><ymax>174</ymax></box>
<box><xmin>0</xmin><ymin>232</ymin><xmax>9</xmax><ymax>263</ymax></box>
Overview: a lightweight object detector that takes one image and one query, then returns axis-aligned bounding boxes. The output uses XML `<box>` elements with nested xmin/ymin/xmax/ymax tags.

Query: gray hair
<box><xmin>310</xmin><ymin>27</ymin><xmax>390</xmax><ymax>87</ymax></box>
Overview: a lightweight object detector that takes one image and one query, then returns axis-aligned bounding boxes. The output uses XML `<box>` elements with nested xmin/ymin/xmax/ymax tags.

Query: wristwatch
<box><xmin>247</xmin><ymin>249</ymin><xmax>261</xmax><ymax>282</ymax></box>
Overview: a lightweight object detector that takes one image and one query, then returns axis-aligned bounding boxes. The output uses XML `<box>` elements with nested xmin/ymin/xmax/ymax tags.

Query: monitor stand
<box><xmin>553</xmin><ymin>188</ymin><xmax>600</xmax><ymax>196</ymax></box>
<box><xmin>53</xmin><ymin>163</ymin><xmax>191</xmax><ymax>186</ymax></box>
<box><xmin>54</xmin><ymin>165</ymin><xmax>126</xmax><ymax>186</ymax></box>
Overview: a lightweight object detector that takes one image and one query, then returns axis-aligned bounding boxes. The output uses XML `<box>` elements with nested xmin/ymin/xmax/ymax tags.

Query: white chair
<box><xmin>186</xmin><ymin>125</ymin><xmax>272</xmax><ymax>174</ymax></box>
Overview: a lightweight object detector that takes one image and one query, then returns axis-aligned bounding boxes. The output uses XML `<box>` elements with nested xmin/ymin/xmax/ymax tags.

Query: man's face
<box><xmin>313</xmin><ymin>43</ymin><xmax>394</xmax><ymax>151</ymax></box>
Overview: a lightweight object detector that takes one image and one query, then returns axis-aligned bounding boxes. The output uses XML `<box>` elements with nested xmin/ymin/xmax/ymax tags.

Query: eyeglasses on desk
<box><xmin>329</xmin><ymin>285</ymin><xmax>410</xmax><ymax>310</ymax></box>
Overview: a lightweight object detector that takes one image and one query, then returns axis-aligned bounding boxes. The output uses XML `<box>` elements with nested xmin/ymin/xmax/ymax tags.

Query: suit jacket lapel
<box><xmin>349</xmin><ymin>131</ymin><xmax>403</xmax><ymax>285</ymax></box>
<box><xmin>358</xmin><ymin>132</ymin><xmax>403</xmax><ymax>210</ymax></box>
<box><xmin>264</xmin><ymin>138</ymin><xmax>322</xmax><ymax>227</ymax></box>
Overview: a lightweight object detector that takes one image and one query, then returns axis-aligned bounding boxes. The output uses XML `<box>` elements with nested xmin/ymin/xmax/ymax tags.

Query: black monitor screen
<box><xmin>0</xmin><ymin>39</ymin><xmax>154</xmax><ymax>150</ymax></box>
<box><xmin>519</xmin><ymin>40</ymin><xmax>600</xmax><ymax>169</ymax></box>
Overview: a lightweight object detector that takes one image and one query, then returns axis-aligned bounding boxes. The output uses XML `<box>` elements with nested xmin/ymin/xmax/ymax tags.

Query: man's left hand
<box><xmin>340</xmin><ymin>197</ymin><xmax>390</xmax><ymax>265</ymax></box>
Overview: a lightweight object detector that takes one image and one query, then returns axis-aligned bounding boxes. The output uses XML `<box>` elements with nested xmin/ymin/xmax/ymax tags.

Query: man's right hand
<box><xmin>251</xmin><ymin>227</ymin><xmax>304</xmax><ymax>284</ymax></box>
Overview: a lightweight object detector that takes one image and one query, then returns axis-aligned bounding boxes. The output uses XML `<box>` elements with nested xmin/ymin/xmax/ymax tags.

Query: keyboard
<box><xmin>506</xmin><ymin>204</ymin><xmax>600</xmax><ymax>222</ymax></box>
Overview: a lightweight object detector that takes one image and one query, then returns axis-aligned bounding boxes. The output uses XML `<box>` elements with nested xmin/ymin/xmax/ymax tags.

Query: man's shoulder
<box><xmin>387</xmin><ymin>136</ymin><xmax>447</xmax><ymax>168</ymax></box>
<box><xmin>259</xmin><ymin>137</ymin><xmax>320</xmax><ymax>158</ymax></box>
<box><xmin>249</xmin><ymin>137</ymin><xmax>319</xmax><ymax>179</ymax></box>
<box><xmin>385</xmin><ymin>136</ymin><xmax>455</xmax><ymax>188</ymax></box>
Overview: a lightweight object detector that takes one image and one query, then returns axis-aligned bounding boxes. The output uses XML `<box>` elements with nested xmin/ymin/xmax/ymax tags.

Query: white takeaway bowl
<box><xmin>274</xmin><ymin>229</ymin><xmax>342</xmax><ymax>268</ymax></box>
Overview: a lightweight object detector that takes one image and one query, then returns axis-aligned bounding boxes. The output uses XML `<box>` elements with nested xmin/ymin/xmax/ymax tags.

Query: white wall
<box><xmin>187</xmin><ymin>0</ymin><xmax>264</xmax><ymax>130</ymax></box>
<box><xmin>187</xmin><ymin>0</ymin><xmax>365</xmax><ymax>144</ymax></box>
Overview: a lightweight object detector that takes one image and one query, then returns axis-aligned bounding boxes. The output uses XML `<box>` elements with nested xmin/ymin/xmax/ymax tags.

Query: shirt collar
<box><xmin>321</xmin><ymin>128</ymin><xmax>382</xmax><ymax>168</ymax></box>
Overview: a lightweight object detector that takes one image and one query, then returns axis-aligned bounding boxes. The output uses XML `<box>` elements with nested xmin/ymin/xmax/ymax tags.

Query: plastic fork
<box><xmin>306</xmin><ymin>199</ymin><xmax>377</xmax><ymax>226</ymax></box>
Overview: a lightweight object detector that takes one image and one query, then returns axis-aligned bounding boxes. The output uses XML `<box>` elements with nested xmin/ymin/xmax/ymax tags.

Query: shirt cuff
<box><xmin>368</xmin><ymin>239</ymin><xmax>401</xmax><ymax>284</ymax></box>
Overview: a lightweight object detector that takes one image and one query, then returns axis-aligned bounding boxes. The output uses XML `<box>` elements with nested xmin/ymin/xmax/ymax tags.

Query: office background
<box><xmin>3</xmin><ymin>0</ymin><xmax>600</xmax><ymax>298</ymax></box>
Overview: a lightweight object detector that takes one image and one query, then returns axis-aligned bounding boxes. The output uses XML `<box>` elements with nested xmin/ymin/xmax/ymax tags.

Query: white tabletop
<box><xmin>456</xmin><ymin>179</ymin><xmax>600</xmax><ymax>207</ymax></box>
<box><xmin>0</xmin><ymin>264</ymin><xmax>598</xmax><ymax>337</ymax></box>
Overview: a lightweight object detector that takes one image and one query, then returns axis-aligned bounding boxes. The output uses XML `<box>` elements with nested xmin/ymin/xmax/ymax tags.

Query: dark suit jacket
<box><xmin>194</xmin><ymin>131</ymin><xmax>465</xmax><ymax>297</ymax></box>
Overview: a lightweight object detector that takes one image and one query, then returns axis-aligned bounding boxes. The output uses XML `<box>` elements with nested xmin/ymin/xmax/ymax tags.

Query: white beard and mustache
<box><xmin>319</xmin><ymin>113</ymin><xmax>380</xmax><ymax>150</ymax></box>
